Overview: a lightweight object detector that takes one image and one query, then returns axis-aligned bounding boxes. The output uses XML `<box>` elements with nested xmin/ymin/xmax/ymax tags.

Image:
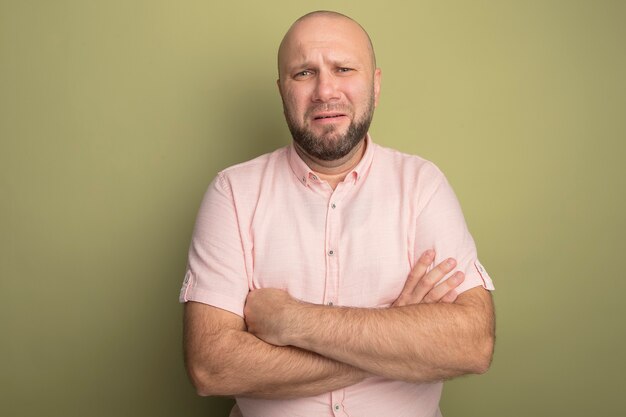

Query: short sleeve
<box><xmin>415</xmin><ymin>170</ymin><xmax>494</xmax><ymax>294</ymax></box>
<box><xmin>179</xmin><ymin>173</ymin><xmax>250</xmax><ymax>317</ymax></box>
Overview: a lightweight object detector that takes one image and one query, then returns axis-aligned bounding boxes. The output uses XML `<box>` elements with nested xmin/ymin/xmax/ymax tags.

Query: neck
<box><xmin>294</xmin><ymin>138</ymin><xmax>366</xmax><ymax>190</ymax></box>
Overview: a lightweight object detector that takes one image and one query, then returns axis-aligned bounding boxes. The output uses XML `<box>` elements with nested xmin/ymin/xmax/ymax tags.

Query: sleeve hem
<box><xmin>179</xmin><ymin>286</ymin><xmax>245</xmax><ymax>318</ymax></box>
<box><xmin>456</xmin><ymin>270</ymin><xmax>495</xmax><ymax>295</ymax></box>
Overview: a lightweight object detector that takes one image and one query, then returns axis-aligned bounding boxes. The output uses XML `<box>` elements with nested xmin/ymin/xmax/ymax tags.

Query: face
<box><xmin>277</xmin><ymin>15</ymin><xmax>381</xmax><ymax>161</ymax></box>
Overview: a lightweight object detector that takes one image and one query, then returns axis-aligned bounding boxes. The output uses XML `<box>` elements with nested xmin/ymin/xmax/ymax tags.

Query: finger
<box><xmin>410</xmin><ymin>257</ymin><xmax>458</xmax><ymax>303</ymax></box>
<box><xmin>392</xmin><ymin>250</ymin><xmax>435</xmax><ymax>307</ymax></box>
<box><xmin>423</xmin><ymin>271</ymin><xmax>465</xmax><ymax>303</ymax></box>
<box><xmin>440</xmin><ymin>289</ymin><xmax>459</xmax><ymax>303</ymax></box>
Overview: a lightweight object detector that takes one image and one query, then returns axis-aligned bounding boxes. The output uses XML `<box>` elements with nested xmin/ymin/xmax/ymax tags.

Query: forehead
<box><xmin>279</xmin><ymin>16</ymin><xmax>372</xmax><ymax>71</ymax></box>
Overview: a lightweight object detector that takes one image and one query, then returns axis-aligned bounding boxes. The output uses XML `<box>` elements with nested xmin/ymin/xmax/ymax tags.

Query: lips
<box><xmin>312</xmin><ymin>112</ymin><xmax>347</xmax><ymax>120</ymax></box>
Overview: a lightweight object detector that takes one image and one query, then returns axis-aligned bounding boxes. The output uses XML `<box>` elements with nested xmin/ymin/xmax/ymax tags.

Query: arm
<box><xmin>245</xmin><ymin>258</ymin><xmax>494</xmax><ymax>383</ymax></box>
<box><xmin>182</xmin><ymin>177</ymin><xmax>363</xmax><ymax>398</ymax></box>
<box><xmin>184</xmin><ymin>252</ymin><xmax>462</xmax><ymax>398</ymax></box>
<box><xmin>184</xmin><ymin>301</ymin><xmax>367</xmax><ymax>399</ymax></box>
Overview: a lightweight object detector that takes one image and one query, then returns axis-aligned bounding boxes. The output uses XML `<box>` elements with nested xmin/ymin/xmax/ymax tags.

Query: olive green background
<box><xmin>1</xmin><ymin>0</ymin><xmax>624</xmax><ymax>416</ymax></box>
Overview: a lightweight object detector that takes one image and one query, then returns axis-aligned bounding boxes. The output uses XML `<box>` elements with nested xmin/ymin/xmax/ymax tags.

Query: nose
<box><xmin>312</xmin><ymin>71</ymin><xmax>340</xmax><ymax>103</ymax></box>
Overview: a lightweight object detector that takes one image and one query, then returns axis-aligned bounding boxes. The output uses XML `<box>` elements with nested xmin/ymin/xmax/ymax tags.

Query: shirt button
<box><xmin>328</xmin><ymin>250</ymin><xmax>334</xmax><ymax>256</ymax></box>
<box><xmin>311</xmin><ymin>174</ymin><xmax>318</xmax><ymax>180</ymax></box>
<box><xmin>327</xmin><ymin>301</ymin><xmax>334</xmax><ymax>306</ymax></box>
<box><xmin>331</xmin><ymin>203</ymin><xmax>336</xmax><ymax>209</ymax></box>
<box><xmin>334</xmin><ymin>404</ymin><xmax>340</xmax><ymax>411</ymax></box>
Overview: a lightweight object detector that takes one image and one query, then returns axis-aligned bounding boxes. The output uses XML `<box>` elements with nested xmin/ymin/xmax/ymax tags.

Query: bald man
<box><xmin>181</xmin><ymin>11</ymin><xmax>495</xmax><ymax>417</ymax></box>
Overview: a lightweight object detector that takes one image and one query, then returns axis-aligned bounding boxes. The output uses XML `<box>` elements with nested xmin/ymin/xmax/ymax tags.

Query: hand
<box><xmin>392</xmin><ymin>250</ymin><xmax>465</xmax><ymax>307</ymax></box>
<box><xmin>244</xmin><ymin>288</ymin><xmax>299</xmax><ymax>346</ymax></box>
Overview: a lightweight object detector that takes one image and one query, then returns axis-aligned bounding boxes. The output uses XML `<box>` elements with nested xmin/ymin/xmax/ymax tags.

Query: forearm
<box><xmin>184</xmin><ymin>304</ymin><xmax>367</xmax><ymax>399</ymax></box>
<box><xmin>283</xmin><ymin>288</ymin><xmax>494</xmax><ymax>382</ymax></box>
<box><xmin>200</xmin><ymin>330</ymin><xmax>366</xmax><ymax>398</ymax></box>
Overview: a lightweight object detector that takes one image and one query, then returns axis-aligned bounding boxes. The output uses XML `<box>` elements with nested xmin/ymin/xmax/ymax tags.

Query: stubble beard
<box><xmin>284</xmin><ymin>93</ymin><xmax>375</xmax><ymax>161</ymax></box>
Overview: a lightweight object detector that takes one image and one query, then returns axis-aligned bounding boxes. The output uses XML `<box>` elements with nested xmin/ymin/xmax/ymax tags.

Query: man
<box><xmin>180</xmin><ymin>10</ymin><xmax>495</xmax><ymax>417</ymax></box>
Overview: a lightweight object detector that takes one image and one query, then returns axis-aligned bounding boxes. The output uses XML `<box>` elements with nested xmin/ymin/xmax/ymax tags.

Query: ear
<box><xmin>276</xmin><ymin>78</ymin><xmax>283</xmax><ymax>99</ymax></box>
<box><xmin>276</xmin><ymin>78</ymin><xmax>287</xmax><ymax>113</ymax></box>
<box><xmin>373</xmin><ymin>68</ymin><xmax>382</xmax><ymax>107</ymax></box>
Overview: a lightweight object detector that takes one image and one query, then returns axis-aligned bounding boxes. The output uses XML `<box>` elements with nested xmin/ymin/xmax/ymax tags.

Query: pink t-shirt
<box><xmin>180</xmin><ymin>135</ymin><xmax>494</xmax><ymax>417</ymax></box>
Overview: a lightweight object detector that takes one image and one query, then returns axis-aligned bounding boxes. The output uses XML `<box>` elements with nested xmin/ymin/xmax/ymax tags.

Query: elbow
<box><xmin>186</xmin><ymin>361</ymin><xmax>230</xmax><ymax>397</ymax></box>
<box><xmin>194</xmin><ymin>379</ymin><xmax>217</xmax><ymax>398</ymax></box>
<box><xmin>470</xmin><ymin>334</ymin><xmax>494</xmax><ymax>375</ymax></box>
<box><xmin>468</xmin><ymin>305</ymin><xmax>496</xmax><ymax>375</ymax></box>
<box><xmin>187</xmin><ymin>364</ymin><xmax>215</xmax><ymax>397</ymax></box>
<box><xmin>471</xmin><ymin>356</ymin><xmax>492</xmax><ymax>375</ymax></box>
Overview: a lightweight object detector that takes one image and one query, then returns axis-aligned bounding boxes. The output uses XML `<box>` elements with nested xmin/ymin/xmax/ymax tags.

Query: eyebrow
<box><xmin>288</xmin><ymin>58</ymin><xmax>358</xmax><ymax>71</ymax></box>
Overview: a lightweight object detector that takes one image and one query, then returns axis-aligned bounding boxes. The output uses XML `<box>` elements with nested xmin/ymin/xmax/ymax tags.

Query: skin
<box><xmin>184</xmin><ymin>11</ymin><xmax>494</xmax><ymax>398</ymax></box>
<box><xmin>244</xmin><ymin>252</ymin><xmax>493</xmax><ymax>383</ymax></box>
<box><xmin>245</xmin><ymin>287</ymin><xmax>493</xmax><ymax>382</ymax></box>
<box><xmin>277</xmin><ymin>12</ymin><xmax>381</xmax><ymax>188</ymax></box>
<box><xmin>185</xmin><ymin>251</ymin><xmax>465</xmax><ymax>398</ymax></box>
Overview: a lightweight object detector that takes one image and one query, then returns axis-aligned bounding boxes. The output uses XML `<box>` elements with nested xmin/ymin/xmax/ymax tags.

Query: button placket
<box><xmin>324</xmin><ymin>188</ymin><xmax>342</xmax><ymax>309</ymax></box>
<box><xmin>330</xmin><ymin>390</ymin><xmax>347</xmax><ymax>416</ymax></box>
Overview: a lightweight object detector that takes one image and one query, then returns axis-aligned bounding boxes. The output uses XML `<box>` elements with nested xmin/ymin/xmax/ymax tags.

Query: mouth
<box><xmin>312</xmin><ymin>113</ymin><xmax>347</xmax><ymax>121</ymax></box>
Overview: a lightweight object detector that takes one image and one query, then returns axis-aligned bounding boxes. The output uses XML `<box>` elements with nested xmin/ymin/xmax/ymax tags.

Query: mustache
<box><xmin>305</xmin><ymin>104</ymin><xmax>352</xmax><ymax>117</ymax></box>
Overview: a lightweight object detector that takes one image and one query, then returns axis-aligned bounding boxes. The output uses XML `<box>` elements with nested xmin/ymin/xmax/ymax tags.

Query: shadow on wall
<box><xmin>205</xmin><ymin>75</ymin><xmax>289</xmax><ymax>170</ymax></box>
<box><xmin>164</xmin><ymin>77</ymin><xmax>287</xmax><ymax>416</ymax></box>
<box><xmin>194</xmin><ymin>79</ymin><xmax>288</xmax><ymax>415</ymax></box>
<box><xmin>204</xmin><ymin>398</ymin><xmax>237</xmax><ymax>416</ymax></box>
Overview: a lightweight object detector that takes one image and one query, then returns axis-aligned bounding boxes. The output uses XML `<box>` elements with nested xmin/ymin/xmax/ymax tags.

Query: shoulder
<box><xmin>370</xmin><ymin>142</ymin><xmax>446</xmax><ymax>190</ymax></box>
<box><xmin>220</xmin><ymin>146</ymin><xmax>289</xmax><ymax>177</ymax></box>
<box><xmin>214</xmin><ymin>146</ymin><xmax>290</xmax><ymax>190</ymax></box>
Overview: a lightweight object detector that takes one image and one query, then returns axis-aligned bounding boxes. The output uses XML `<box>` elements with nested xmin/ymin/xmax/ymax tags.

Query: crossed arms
<box><xmin>183</xmin><ymin>250</ymin><xmax>495</xmax><ymax>399</ymax></box>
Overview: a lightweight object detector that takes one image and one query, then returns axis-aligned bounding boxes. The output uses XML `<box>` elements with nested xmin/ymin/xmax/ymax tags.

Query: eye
<box><xmin>294</xmin><ymin>70</ymin><xmax>313</xmax><ymax>79</ymax></box>
<box><xmin>337</xmin><ymin>67</ymin><xmax>354</xmax><ymax>74</ymax></box>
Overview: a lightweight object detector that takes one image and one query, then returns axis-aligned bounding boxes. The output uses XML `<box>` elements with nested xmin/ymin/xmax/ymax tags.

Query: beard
<box><xmin>284</xmin><ymin>94</ymin><xmax>375</xmax><ymax>161</ymax></box>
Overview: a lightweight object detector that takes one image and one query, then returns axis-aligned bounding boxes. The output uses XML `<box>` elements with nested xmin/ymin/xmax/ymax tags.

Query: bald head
<box><xmin>277</xmin><ymin>11</ymin><xmax>377</xmax><ymax>80</ymax></box>
<box><xmin>275</xmin><ymin>10</ymin><xmax>381</xmax><ymax>162</ymax></box>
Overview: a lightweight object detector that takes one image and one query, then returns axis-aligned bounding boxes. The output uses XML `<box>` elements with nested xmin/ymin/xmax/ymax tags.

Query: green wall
<box><xmin>1</xmin><ymin>1</ymin><xmax>624</xmax><ymax>416</ymax></box>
